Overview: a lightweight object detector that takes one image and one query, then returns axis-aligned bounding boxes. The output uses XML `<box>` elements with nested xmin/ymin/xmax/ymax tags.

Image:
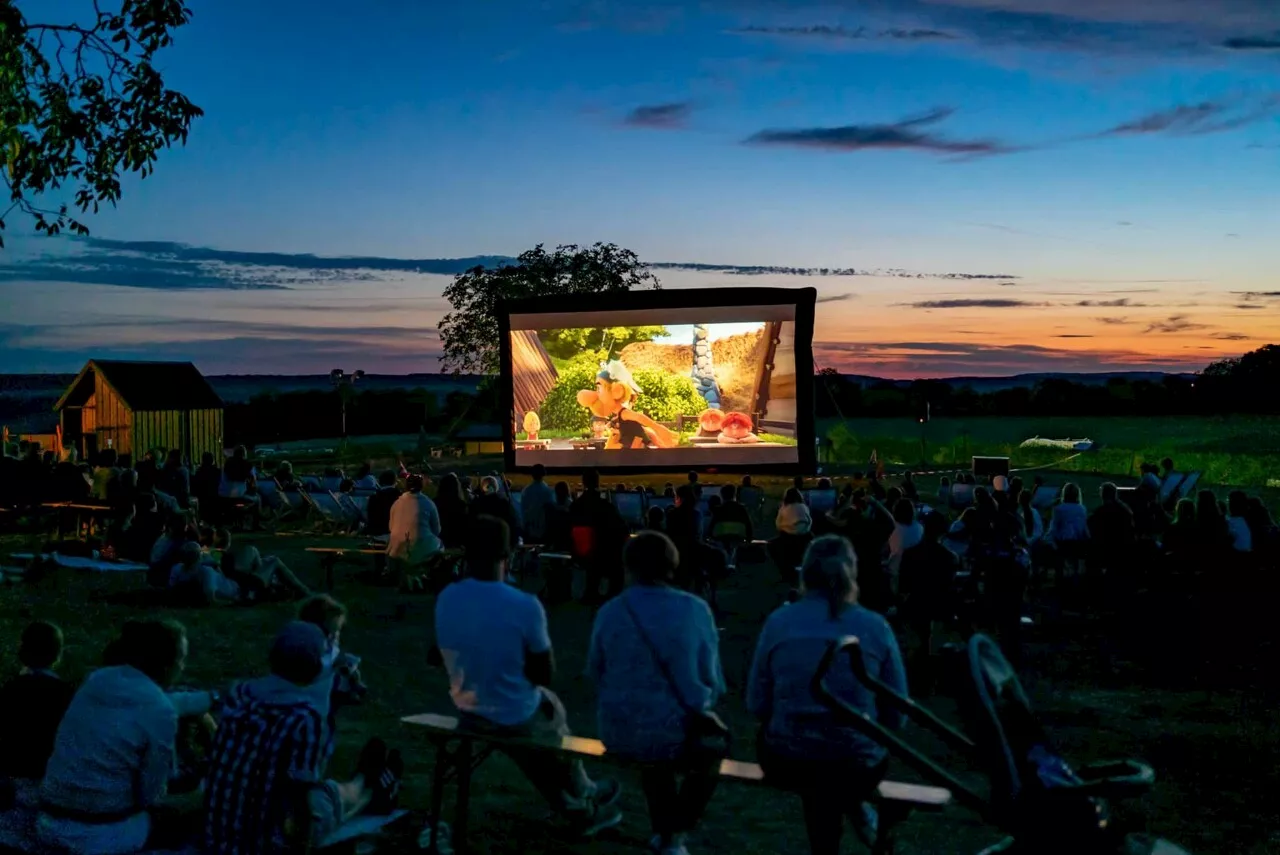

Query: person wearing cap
<box><xmin>205</xmin><ymin>622</ymin><xmax>402</xmax><ymax>854</ymax></box>
<box><xmin>38</xmin><ymin>620</ymin><xmax>199</xmax><ymax>854</ymax></box>
<box><xmin>168</xmin><ymin>540</ymin><xmax>241</xmax><ymax>605</ymax></box>
<box><xmin>747</xmin><ymin>536</ymin><xmax>906</xmax><ymax>855</ymax></box>
<box><xmin>435</xmin><ymin>515</ymin><xmax>623</xmax><ymax>837</ymax></box>
<box><xmin>387</xmin><ymin>473</ymin><xmax>442</xmax><ymax>579</ymax></box>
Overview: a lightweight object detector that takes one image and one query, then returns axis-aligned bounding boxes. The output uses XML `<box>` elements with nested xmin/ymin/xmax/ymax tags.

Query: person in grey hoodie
<box><xmin>38</xmin><ymin>620</ymin><xmax>196</xmax><ymax>855</ymax></box>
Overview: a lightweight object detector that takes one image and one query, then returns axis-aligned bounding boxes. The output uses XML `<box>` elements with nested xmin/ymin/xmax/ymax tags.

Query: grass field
<box><xmin>2</xmin><ymin>520</ymin><xmax>1277</xmax><ymax>854</ymax></box>
<box><xmin>821</xmin><ymin>415</ymin><xmax>1280</xmax><ymax>488</ymax></box>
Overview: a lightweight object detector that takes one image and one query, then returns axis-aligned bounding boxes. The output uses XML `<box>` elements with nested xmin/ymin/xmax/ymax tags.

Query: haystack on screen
<box><xmin>509</xmin><ymin>304</ymin><xmax>800</xmax><ymax>468</ymax></box>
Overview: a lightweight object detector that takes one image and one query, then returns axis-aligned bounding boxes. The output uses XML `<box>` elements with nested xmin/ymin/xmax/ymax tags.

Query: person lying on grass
<box><xmin>204</xmin><ymin>622</ymin><xmax>402</xmax><ymax>855</ymax></box>
<box><xmin>169</xmin><ymin>541</ymin><xmax>241</xmax><ymax>606</ymax></box>
<box><xmin>217</xmin><ymin>528</ymin><xmax>312</xmax><ymax>601</ymax></box>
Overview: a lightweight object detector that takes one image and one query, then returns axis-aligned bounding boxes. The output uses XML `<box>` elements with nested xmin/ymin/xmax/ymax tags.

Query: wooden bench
<box><xmin>402</xmin><ymin>712</ymin><xmax>952</xmax><ymax>855</ymax></box>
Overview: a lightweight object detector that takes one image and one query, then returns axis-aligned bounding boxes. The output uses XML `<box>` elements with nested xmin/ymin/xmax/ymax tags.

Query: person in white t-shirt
<box><xmin>886</xmin><ymin>499</ymin><xmax>924</xmax><ymax>594</ymax></box>
<box><xmin>386</xmin><ymin>475</ymin><xmax>441</xmax><ymax>569</ymax></box>
<box><xmin>434</xmin><ymin>515</ymin><xmax>621</xmax><ymax>838</ymax></box>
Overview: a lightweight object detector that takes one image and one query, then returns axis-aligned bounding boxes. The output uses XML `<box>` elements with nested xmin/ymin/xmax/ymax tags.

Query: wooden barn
<box><xmin>54</xmin><ymin>360</ymin><xmax>224</xmax><ymax>462</ymax></box>
<box><xmin>454</xmin><ymin>424</ymin><xmax>505</xmax><ymax>456</ymax></box>
<box><xmin>509</xmin><ymin>331</ymin><xmax>558</xmax><ymax>418</ymax></box>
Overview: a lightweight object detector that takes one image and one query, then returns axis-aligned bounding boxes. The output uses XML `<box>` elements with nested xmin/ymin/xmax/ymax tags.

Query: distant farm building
<box><xmin>55</xmin><ymin>360</ymin><xmax>224</xmax><ymax>462</ymax></box>
<box><xmin>453</xmin><ymin>423</ymin><xmax>504</xmax><ymax>456</ymax></box>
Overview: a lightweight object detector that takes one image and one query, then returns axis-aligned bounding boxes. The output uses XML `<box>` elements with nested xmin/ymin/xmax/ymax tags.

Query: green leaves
<box><xmin>0</xmin><ymin>0</ymin><xmax>202</xmax><ymax>247</ymax></box>
<box><xmin>438</xmin><ymin>242</ymin><xmax>663</xmax><ymax>375</ymax></box>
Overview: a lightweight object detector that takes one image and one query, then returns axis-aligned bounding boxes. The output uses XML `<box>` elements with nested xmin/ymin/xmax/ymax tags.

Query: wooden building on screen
<box><xmin>54</xmin><ymin>360</ymin><xmax>225</xmax><ymax>462</ymax></box>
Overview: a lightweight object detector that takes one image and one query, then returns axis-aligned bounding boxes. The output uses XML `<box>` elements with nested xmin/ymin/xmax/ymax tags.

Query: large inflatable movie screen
<box><xmin>501</xmin><ymin>288</ymin><xmax>816</xmax><ymax>471</ymax></box>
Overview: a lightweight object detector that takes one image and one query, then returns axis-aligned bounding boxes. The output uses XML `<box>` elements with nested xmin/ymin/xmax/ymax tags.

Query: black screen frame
<box><xmin>497</xmin><ymin>286</ymin><xmax>817</xmax><ymax>475</ymax></box>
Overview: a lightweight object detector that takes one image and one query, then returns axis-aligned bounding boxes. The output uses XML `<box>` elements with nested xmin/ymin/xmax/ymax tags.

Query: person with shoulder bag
<box><xmin>587</xmin><ymin>531</ymin><xmax>728</xmax><ymax>855</ymax></box>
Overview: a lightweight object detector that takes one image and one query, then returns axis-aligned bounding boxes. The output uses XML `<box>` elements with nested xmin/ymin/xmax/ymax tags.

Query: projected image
<box><xmin>510</xmin><ymin>319</ymin><xmax>799</xmax><ymax>467</ymax></box>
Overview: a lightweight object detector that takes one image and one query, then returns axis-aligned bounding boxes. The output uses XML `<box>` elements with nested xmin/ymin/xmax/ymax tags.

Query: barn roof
<box><xmin>509</xmin><ymin>331</ymin><xmax>558</xmax><ymax>416</ymax></box>
<box><xmin>55</xmin><ymin>360</ymin><xmax>223</xmax><ymax>412</ymax></box>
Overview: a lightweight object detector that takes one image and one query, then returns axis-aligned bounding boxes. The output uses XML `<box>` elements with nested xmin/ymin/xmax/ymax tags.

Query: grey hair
<box><xmin>800</xmin><ymin>535</ymin><xmax>857</xmax><ymax>619</ymax></box>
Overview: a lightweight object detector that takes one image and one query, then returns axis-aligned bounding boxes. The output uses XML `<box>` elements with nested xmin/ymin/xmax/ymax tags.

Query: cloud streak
<box><xmin>622</xmin><ymin>102</ymin><xmax>693</xmax><ymax>129</ymax></box>
<box><xmin>1144</xmin><ymin>315</ymin><xmax>1210</xmax><ymax>334</ymax></box>
<box><xmin>744</xmin><ymin>107</ymin><xmax>1020</xmax><ymax>157</ymax></box>
<box><xmin>729</xmin><ymin>24</ymin><xmax>957</xmax><ymax>43</ymax></box>
<box><xmin>1100</xmin><ymin>96</ymin><xmax>1280</xmax><ymax>138</ymax></box>
<box><xmin>905</xmin><ymin>298</ymin><xmax>1046</xmax><ymax>309</ymax></box>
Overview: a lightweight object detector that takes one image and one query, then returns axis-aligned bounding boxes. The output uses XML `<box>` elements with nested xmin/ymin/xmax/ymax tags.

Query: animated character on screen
<box><xmin>522</xmin><ymin>411</ymin><xmax>541</xmax><ymax>441</ymax></box>
<box><xmin>576</xmin><ymin>360</ymin><xmax>678</xmax><ymax>450</ymax></box>
<box><xmin>717</xmin><ymin>412</ymin><xmax>760</xmax><ymax>444</ymax></box>
<box><xmin>696</xmin><ymin>408</ymin><xmax>724</xmax><ymax>439</ymax></box>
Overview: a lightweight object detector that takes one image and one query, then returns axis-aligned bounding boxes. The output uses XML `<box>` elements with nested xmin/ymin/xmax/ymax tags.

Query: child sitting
<box><xmin>0</xmin><ymin>622</ymin><xmax>75</xmax><ymax>786</ymax></box>
<box><xmin>298</xmin><ymin>594</ymin><xmax>367</xmax><ymax>708</ymax></box>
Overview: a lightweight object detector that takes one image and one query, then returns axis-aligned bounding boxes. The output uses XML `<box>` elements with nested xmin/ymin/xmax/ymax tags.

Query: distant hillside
<box><xmin>840</xmin><ymin>372</ymin><xmax>1195</xmax><ymax>392</ymax></box>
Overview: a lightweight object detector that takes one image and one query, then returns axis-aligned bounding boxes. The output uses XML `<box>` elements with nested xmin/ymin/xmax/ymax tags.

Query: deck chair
<box><xmin>709</xmin><ymin>520</ymin><xmax>749</xmax><ymax>571</ymax></box>
<box><xmin>648</xmin><ymin>496</ymin><xmax>675</xmax><ymax>516</ymax></box>
<box><xmin>1172</xmin><ymin>472</ymin><xmax>1199</xmax><ymax>502</ymax></box>
<box><xmin>811</xmin><ymin>635</ymin><xmax>1190</xmax><ymax>855</ymax></box>
<box><xmin>275</xmin><ymin>480</ymin><xmax>309</xmax><ymax>522</ymax></box>
<box><xmin>306</xmin><ymin>491</ymin><xmax>356</xmax><ymax>534</ymax></box>
<box><xmin>805</xmin><ymin>489</ymin><xmax>839</xmax><ymax>514</ymax></box>
<box><xmin>739</xmin><ymin>485</ymin><xmax>766</xmax><ymax>522</ymax></box>
<box><xmin>1157</xmin><ymin>473</ymin><xmax>1185</xmax><ymax>506</ymax></box>
<box><xmin>338</xmin><ymin>493</ymin><xmax>368</xmax><ymax>525</ymax></box>
<box><xmin>612</xmin><ymin>491</ymin><xmax>647</xmax><ymax>529</ymax></box>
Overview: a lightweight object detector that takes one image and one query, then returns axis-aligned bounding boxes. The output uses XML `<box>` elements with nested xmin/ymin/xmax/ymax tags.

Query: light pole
<box><xmin>330</xmin><ymin>368</ymin><xmax>365</xmax><ymax>441</ymax></box>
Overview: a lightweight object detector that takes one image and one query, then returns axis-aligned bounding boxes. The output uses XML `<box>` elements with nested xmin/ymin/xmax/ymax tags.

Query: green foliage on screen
<box><xmin>535</xmin><ymin>354</ymin><xmax>705</xmax><ymax>433</ymax></box>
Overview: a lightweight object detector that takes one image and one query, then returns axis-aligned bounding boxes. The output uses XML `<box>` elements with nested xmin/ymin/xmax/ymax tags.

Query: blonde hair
<box><xmin>800</xmin><ymin>535</ymin><xmax>858</xmax><ymax>619</ymax></box>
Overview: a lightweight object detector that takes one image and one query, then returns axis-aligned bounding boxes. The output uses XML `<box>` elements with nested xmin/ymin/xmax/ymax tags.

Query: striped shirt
<box><xmin>203</xmin><ymin>677</ymin><xmax>333</xmax><ymax>855</ymax></box>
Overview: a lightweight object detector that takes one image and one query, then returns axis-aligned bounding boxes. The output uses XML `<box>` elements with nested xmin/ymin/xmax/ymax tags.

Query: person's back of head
<box><xmin>741</xmin><ymin>475</ymin><xmax>752</xmax><ymax>488</ymax></box>
<box><xmin>940</xmin><ymin>476</ymin><xmax>951</xmax><ymax>487</ymax></box>
<box><xmin>676</xmin><ymin>484</ymin><xmax>696</xmax><ymax>507</ymax></box>
<box><xmin>378</xmin><ymin>469</ymin><xmax>397</xmax><ymax>488</ymax></box>
<box><xmin>201</xmin><ymin>451</ymin><xmax>215</xmax><ymax>468</ymax></box>
<box><xmin>1174</xmin><ymin>498</ymin><xmax>1195</xmax><ymax>527</ymax></box>
<box><xmin>921</xmin><ymin>511</ymin><xmax>949</xmax><ymax>542</ymax></box>
<box><xmin>554</xmin><ymin>480</ymin><xmax>571</xmax><ymax>505</ymax></box>
<box><xmin>1101</xmin><ymin>482</ymin><xmax>1118</xmax><ymax>504</ymax></box>
<box><xmin>792</xmin><ymin>475</ymin><xmax>804</xmax><ymax>490</ymax></box>
<box><xmin>1196</xmin><ymin>489</ymin><xmax>1219</xmax><ymax>521</ymax></box>
<box><xmin>1228</xmin><ymin>490</ymin><xmax>1248</xmax><ymax>518</ymax></box>
<box><xmin>298</xmin><ymin>594</ymin><xmax>347</xmax><ymax>641</ymax></box>
<box><xmin>892</xmin><ymin>498</ymin><xmax>915</xmax><ymax>526</ymax></box>
<box><xmin>625</xmin><ymin>530</ymin><xmax>679</xmax><ymax>585</ymax></box>
<box><xmin>481</xmin><ymin>475</ymin><xmax>500</xmax><ymax>495</ymax></box>
<box><xmin>269</xmin><ymin>622</ymin><xmax>327</xmax><ymax>687</ymax></box>
<box><xmin>214</xmin><ymin>527</ymin><xmax>232</xmax><ymax>550</ymax></box>
<box><xmin>233</xmin><ymin>445</ymin><xmax>247</xmax><ymax>461</ymax></box>
<box><xmin>645</xmin><ymin>505</ymin><xmax>665</xmax><ymax>530</ymax></box>
<box><xmin>19</xmin><ymin>620</ymin><xmax>64</xmax><ymax>671</ymax></box>
<box><xmin>1161</xmin><ymin>457</ymin><xmax>1174</xmax><ymax>473</ymax></box>
<box><xmin>119</xmin><ymin>468</ymin><xmax>137</xmax><ymax>489</ymax></box>
<box><xmin>406</xmin><ymin>473</ymin><xmax>424</xmax><ymax>494</ymax></box>
<box><xmin>886</xmin><ymin>486</ymin><xmax>903</xmax><ymax>507</ymax></box>
<box><xmin>167</xmin><ymin>449</ymin><xmax>182</xmax><ymax>467</ymax></box>
<box><xmin>583</xmin><ymin>469</ymin><xmax>600</xmax><ymax>491</ymax></box>
<box><xmin>108</xmin><ymin>619</ymin><xmax>187</xmax><ymax>688</ymax></box>
<box><xmin>663</xmin><ymin>486</ymin><xmax>675</xmax><ymax>499</ymax></box>
<box><xmin>357</xmin><ymin>461</ymin><xmax>372</xmax><ymax>479</ymax></box>
<box><xmin>687</xmin><ymin>471</ymin><xmax>698</xmax><ymax>484</ymax></box>
<box><xmin>180</xmin><ymin>540</ymin><xmax>203</xmax><ymax>567</ymax></box>
<box><xmin>467</xmin><ymin>514</ymin><xmax>511</xmax><ymax>580</ymax></box>
<box><xmin>531</xmin><ymin>463</ymin><xmax>546</xmax><ymax>483</ymax></box>
<box><xmin>98</xmin><ymin>448</ymin><xmax>118</xmax><ymax>469</ymax></box>
<box><xmin>817</xmin><ymin>478</ymin><xmax>832</xmax><ymax>491</ymax></box>
<box><xmin>783</xmin><ymin>487</ymin><xmax>803</xmax><ymax>506</ymax></box>
<box><xmin>707</xmin><ymin>495</ymin><xmax>722</xmax><ymax>511</ymax></box>
<box><xmin>720</xmin><ymin>484</ymin><xmax>736</xmax><ymax>503</ymax></box>
<box><xmin>1063</xmin><ymin>483</ymin><xmax>1081</xmax><ymax>505</ymax></box>
<box><xmin>801</xmin><ymin>535</ymin><xmax>858</xmax><ymax>619</ymax></box>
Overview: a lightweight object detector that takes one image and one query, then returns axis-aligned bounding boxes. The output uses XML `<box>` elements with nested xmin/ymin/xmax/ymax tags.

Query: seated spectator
<box><xmin>191</xmin><ymin>451</ymin><xmax>222</xmax><ymax>508</ymax></box>
<box><xmin>1194</xmin><ymin>490</ymin><xmax>1231</xmax><ymax>553</ymax></box>
<box><xmin>220</xmin><ymin>446</ymin><xmax>254</xmax><ymax>498</ymax></box>
<box><xmin>1226</xmin><ymin>490</ymin><xmax>1253</xmax><ymax>553</ymax></box>
<box><xmin>1246</xmin><ymin>497</ymin><xmax>1277</xmax><ymax>558</ymax></box>
<box><xmin>666</xmin><ymin>485</ymin><xmax>707</xmax><ymax>589</ymax></box>
<box><xmin>299</xmin><ymin>595</ymin><xmax>367</xmax><ymax>709</ymax></box>
<box><xmin>148</xmin><ymin>515</ymin><xmax>194</xmax><ymax>588</ymax></box>
<box><xmin>543</xmin><ymin>481</ymin><xmax>574</xmax><ymax>552</ymax></box>
<box><xmin>709</xmin><ymin>484</ymin><xmax>753</xmax><ymax>542</ymax></box>
<box><xmin>0</xmin><ymin>622</ymin><xmax>75</xmax><ymax>785</ymax></box>
<box><xmin>686</xmin><ymin>471</ymin><xmax>702</xmax><ymax>500</ymax></box>
<box><xmin>49</xmin><ymin>451</ymin><xmax>91</xmax><ymax>503</ymax></box>
<box><xmin>90</xmin><ymin>449</ymin><xmax>120</xmax><ymax>502</ymax></box>
<box><xmin>901</xmin><ymin>471</ymin><xmax>920</xmax><ymax>502</ymax></box>
<box><xmin>899</xmin><ymin>513</ymin><xmax>960</xmax><ymax>675</ymax></box>
<box><xmin>470</xmin><ymin>475</ymin><xmax>520</xmax><ymax>549</ymax></box>
<box><xmin>1047</xmin><ymin>483</ymin><xmax>1089</xmax><ymax>554</ymax></box>
<box><xmin>363</xmin><ymin>470</ymin><xmax>400</xmax><ymax>539</ymax></box>
<box><xmin>771</xmin><ymin>488</ymin><xmax>814</xmax><ymax>578</ymax></box>
<box><xmin>936</xmin><ymin>476</ymin><xmax>952</xmax><ymax>506</ymax></box>
<box><xmin>221</xmin><ymin>531</ymin><xmax>311</xmax><ymax>600</ymax></box>
<box><xmin>352</xmin><ymin>461</ymin><xmax>378</xmax><ymax>491</ymax></box>
<box><xmin>171</xmin><ymin>541</ymin><xmax>241</xmax><ymax>605</ymax></box>
<box><xmin>1088</xmin><ymin>482</ymin><xmax>1137</xmax><ymax>563</ymax></box>
<box><xmin>570</xmin><ymin>470</ymin><xmax>629</xmax><ymax>603</ymax></box>
<box><xmin>204</xmin><ymin>623</ymin><xmax>401</xmax><ymax>855</ymax></box>
<box><xmin>520</xmin><ymin>464</ymin><xmax>556</xmax><ymax>545</ymax></box>
<box><xmin>108</xmin><ymin>493</ymin><xmax>164</xmax><ymax>565</ymax></box>
<box><xmin>436</xmin><ymin>516</ymin><xmax>623</xmax><ymax>836</ymax></box>
<box><xmin>158</xmin><ymin>450</ymin><xmax>191</xmax><ymax>510</ymax></box>
<box><xmin>433</xmin><ymin>473</ymin><xmax>470</xmax><ymax>550</ymax></box>
<box><xmin>886</xmin><ymin>498</ymin><xmax>924</xmax><ymax>596</ymax></box>
<box><xmin>39</xmin><ymin>621</ymin><xmax>199</xmax><ymax>854</ymax></box>
<box><xmin>1016</xmin><ymin>488</ymin><xmax>1044</xmax><ymax>542</ymax></box>
<box><xmin>388</xmin><ymin>475</ymin><xmax>442</xmax><ymax>581</ymax></box>
<box><xmin>587</xmin><ymin>532</ymin><xmax>725</xmax><ymax>855</ymax></box>
<box><xmin>645</xmin><ymin>505</ymin><xmax>667</xmax><ymax>532</ymax></box>
<box><xmin>1164</xmin><ymin>499</ymin><xmax>1198</xmax><ymax>562</ymax></box>
<box><xmin>748</xmin><ymin>536</ymin><xmax>906</xmax><ymax>855</ymax></box>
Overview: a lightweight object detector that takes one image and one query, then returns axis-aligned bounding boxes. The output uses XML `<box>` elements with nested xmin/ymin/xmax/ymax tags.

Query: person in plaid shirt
<box><xmin>203</xmin><ymin>622</ymin><xmax>401</xmax><ymax>855</ymax></box>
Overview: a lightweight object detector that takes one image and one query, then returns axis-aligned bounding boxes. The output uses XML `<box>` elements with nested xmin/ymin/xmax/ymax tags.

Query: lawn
<box><xmin>2</xmin><ymin>519</ymin><xmax>1276</xmax><ymax>854</ymax></box>
<box><xmin>820</xmin><ymin>415</ymin><xmax>1280</xmax><ymax>489</ymax></box>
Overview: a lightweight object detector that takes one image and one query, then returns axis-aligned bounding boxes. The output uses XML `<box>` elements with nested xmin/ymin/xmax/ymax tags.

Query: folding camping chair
<box><xmin>739</xmin><ymin>485</ymin><xmax>766</xmax><ymax>523</ymax></box>
<box><xmin>805</xmin><ymin>489</ymin><xmax>839</xmax><ymax>515</ymax></box>
<box><xmin>612</xmin><ymin>491</ymin><xmax>647</xmax><ymax>530</ymax></box>
<box><xmin>810</xmin><ymin>635</ymin><xmax>1191</xmax><ymax>855</ymax></box>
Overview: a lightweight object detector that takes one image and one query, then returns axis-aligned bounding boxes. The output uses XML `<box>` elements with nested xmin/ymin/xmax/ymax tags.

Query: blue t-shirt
<box><xmin>747</xmin><ymin>594</ymin><xmax>907</xmax><ymax>765</ymax></box>
<box><xmin>435</xmin><ymin>578</ymin><xmax>551</xmax><ymax>726</ymax></box>
<box><xmin>587</xmin><ymin>584</ymin><xmax>724</xmax><ymax>761</ymax></box>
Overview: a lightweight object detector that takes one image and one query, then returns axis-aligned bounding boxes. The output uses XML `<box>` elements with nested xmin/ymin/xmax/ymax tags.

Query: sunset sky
<box><xmin>2</xmin><ymin>0</ymin><xmax>1278</xmax><ymax>377</ymax></box>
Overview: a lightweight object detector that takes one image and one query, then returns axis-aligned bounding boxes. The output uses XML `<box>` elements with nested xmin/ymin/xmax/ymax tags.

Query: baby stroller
<box><xmin>810</xmin><ymin>634</ymin><xmax>1192</xmax><ymax>855</ymax></box>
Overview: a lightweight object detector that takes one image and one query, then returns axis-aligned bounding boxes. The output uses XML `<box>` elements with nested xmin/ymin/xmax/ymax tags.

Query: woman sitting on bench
<box><xmin>748</xmin><ymin>535</ymin><xmax>908</xmax><ymax>855</ymax></box>
<box><xmin>588</xmin><ymin>531</ymin><xmax>726</xmax><ymax>855</ymax></box>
